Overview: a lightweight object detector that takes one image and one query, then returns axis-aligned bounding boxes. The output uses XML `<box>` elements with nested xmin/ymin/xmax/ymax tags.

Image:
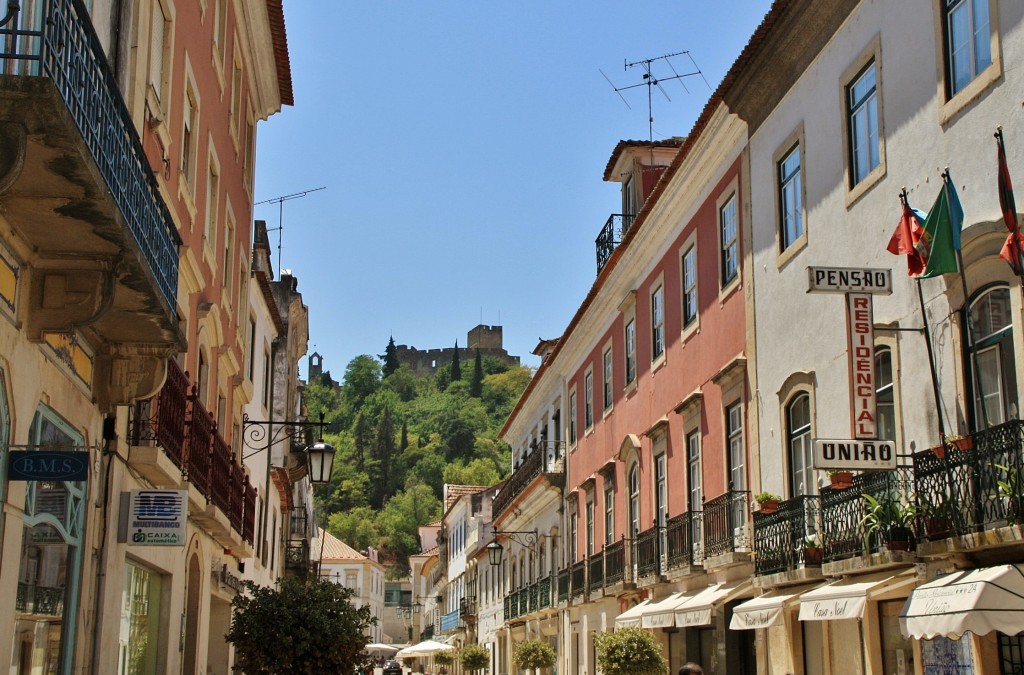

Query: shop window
<box><xmin>119</xmin><ymin>561</ymin><xmax>163</xmax><ymax>675</ymax></box>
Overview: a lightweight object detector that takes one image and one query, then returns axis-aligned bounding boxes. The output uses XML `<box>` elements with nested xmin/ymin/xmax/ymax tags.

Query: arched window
<box><xmin>787</xmin><ymin>393</ymin><xmax>814</xmax><ymax>496</ymax></box>
<box><xmin>969</xmin><ymin>286</ymin><xmax>1018</xmax><ymax>427</ymax></box>
<box><xmin>875</xmin><ymin>347</ymin><xmax>896</xmax><ymax>440</ymax></box>
<box><xmin>628</xmin><ymin>464</ymin><xmax>640</xmax><ymax>537</ymax></box>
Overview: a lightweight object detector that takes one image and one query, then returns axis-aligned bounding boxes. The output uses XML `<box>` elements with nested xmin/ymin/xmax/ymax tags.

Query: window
<box><xmin>213</xmin><ymin>0</ymin><xmax>228</xmax><ymax>63</ymax></box>
<box><xmin>262</xmin><ymin>347</ymin><xmax>271</xmax><ymax>409</ymax></box>
<box><xmin>197</xmin><ymin>350</ymin><xmax>209</xmax><ymax>406</ymax></box>
<box><xmin>119</xmin><ymin>562</ymin><xmax>163</xmax><ymax>675</ymax></box>
<box><xmin>969</xmin><ymin>286</ymin><xmax>1018</xmax><ymax>427</ymax></box>
<box><xmin>16</xmin><ymin>406</ymin><xmax>86</xmax><ymax>675</ymax></box>
<box><xmin>584</xmin><ymin>370</ymin><xmax>594</xmax><ymax>429</ymax></box>
<box><xmin>651</xmin><ymin>285</ymin><xmax>665</xmax><ymax>360</ymax></box>
<box><xmin>625</xmin><ymin>319</ymin><xmax>636</xmax><ymax>384</ymax></box>
<box><xmin>655</xmin><ymin>452</ymin><xmax>667</xmax><ymax>529</ymax></box>
<box><xmin>243</xmin><ymin>107</ymin><xmax>255</xmax><ymax>190</ymax></box>
<box><xmin>246</xmin><ymin>316</ymin><xmax>256</xmax><ymax>381</ymax></box>
<box><xmin>682</xmin><ymin>246</ymin><xmax>697</xmax><ymax>327</ymax></box>
<box><xmin>568</xmin><ymin>391</ymin><xmax>577</xmax><ymax>445</ymax></box>
<box><xmin>847</xmin><ymin>61</ymin><xmax>879</xmax><ymax>186</ymax></box>
<box><xmin>230</xmin><ymin>55</ymin><xmax>243</xmax><ymax>140</ymax></box>
<box><xmin>628</xmin><ymin>465</ymin><xmax>640</xmax><ymax>537</ymax></box>
<box><xmin>603</xmin><ymin>480</ymin><xmax>614</xmax><ymax>546</ymax></box>
<box><xmin>585</xmin><ymin>497</ymin><xmax>595</xmax><ymax>556</ymax></box>
<box><xmin>148</xmin><ymin>1</ymin><xmax>171</xmax><ymax>105</ymax></box>
<box><xmin>787</xmin><ymin>393</ymin><xmax>814</xmax><ymax>496</ymax></box>
<box><xmin>875</xmin><ymin>347</ymin><xmax>896</xmax><ymax>440</ymax></box>
<box><xmin>727</xmin><ymin>402</ymin><xmax>746</xmax><ymax>492</ymax></box>
<box><xmin>570</xmin><ymin>504</ymin><xmax>578</xmax><ymax>561</ymax></box>
<box><xmin>205</xmin><ymin>158</ymin><xmax>219</xmax><ymax>243</ymax></box>
<box><xmin>603</xmin><ymin>347</ymin><xmax>613</xmax><ymax>410</ymax></box>
<box><xmin>687</xmin><ymin>430</ymin><xmax>703</xmax><ymax>547</ymax></box>
<box><xmin>222</xmin><ymin>213</ymin><xmax>233</xmax><ymax>290</ymax></box>
<box><xmin>779</xmin><ymin>143</ymin><xmax>803</xmax><ymax>251</ymax></box>
<box><xmin>720</xmin><ymin>194</ymin><xmax>739</xmax><ymax>285</ymax></box>
<box><xmin>181</xmin><ymin>84</ymin><xmax>198</xmax><ymax>187</ymax></box>
<box><xmin>944</xmin><ymin>0</ymin><xmax>991</xmax><ymax>97</ymax></box>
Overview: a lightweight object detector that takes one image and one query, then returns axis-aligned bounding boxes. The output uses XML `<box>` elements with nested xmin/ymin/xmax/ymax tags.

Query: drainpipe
<box><xmin>260</xmin><ymin>337</ymin><xmax>281</xmax><ymax>571</ymax></box>
<box><xmin>89</xmin><ymin>414</ymin><xmax>118</xmax><ymax>675</ymax></box>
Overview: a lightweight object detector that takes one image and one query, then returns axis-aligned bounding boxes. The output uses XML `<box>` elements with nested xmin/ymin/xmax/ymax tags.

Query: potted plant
<box><xmin>931</xmin><ymin>434</ymin><xmax>973</xmax><ymax>459</ymax></box>
<box><xmin>594</xmin><ymin>626</ymin><xmax>669</xmax><ymax>675</ymax></box>
<box><xmin>755</xmin><ymin>492</ymin><xmax>782</xmax><ymax>514</ymax></box>
<box><xmin>860</xmin><ymin>493</ymin><xmax>916</xmax><ymax>552</ymax></box>
<box><xmin>919</xmin><ymin>493</ymin><xmax>956</xmax><ymax>539</ymax></box>
<box><xmin>827</xmin><ymin>469</ymin><xmax>854</xmax><ymax>490</ymax></box>
<box><xmin>996</xmin><ymin>463</ymin><xmax>1024</xmax><ymax>524</ymax></box>
<box><xmin>512</xmin><ymin>639</ymin><xmax>555</xmax><ymax>673</ymax></box>
<box><xmin>802</xmin><ymin>535</ymin><xmax>823</xmax><ymax>565</ymax></box>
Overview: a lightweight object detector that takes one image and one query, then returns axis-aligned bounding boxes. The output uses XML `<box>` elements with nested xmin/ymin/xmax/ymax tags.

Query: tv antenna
<box><xmin>601</xmin><ymin>50</ymin><xmax>711</xmax><ymax>144</ymax></box>
<box><xmin>255</xmin><ymin>186</ymin><xmax>326</xmax><ymax>272</ymax></box>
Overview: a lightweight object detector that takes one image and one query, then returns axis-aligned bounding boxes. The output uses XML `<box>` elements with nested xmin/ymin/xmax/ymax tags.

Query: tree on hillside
<box><xmin>400</xmin><ymin>420</ymin><xmax>409</xmax><ymax>451</ymax></box>
<box><xmin>469</xmin><ymin>350</ymin><xmax>484</xmax><ymax>397</ymax></box>
<box><xmin>342</xmin><ymin>355</ymin><xmax>381</xmax><ymax>412</ymax></box>
<box><xmin>378</xmin><ymin>482</ymin><xmax>440</xmax><ymax>563</ymax></box>
<box><xmin>328</xmin><ymin>506</ymin><xmax>381</xmax><ymax>551</ymax></box>
<box><xmin>302</xmin><ymin>379</ymin><xmax>345</xmax><ymax>433</ymax></box>
<box><xmin>381</xmin><ymin>336</ymin><xmax>400</xmax><ymax>377</ymax></box>
<box><xmin>370</xmin><ymin>406</ymin><xmax>398</xmax><ymax>509</ymax></box>
<box><xmin>436</xmin><ymin>397</ymin><xmax>489</xmax><ymax>462</ymax></box>
<box><xmin>450</xmin><ymin>341</ymin><xmax>462</xmax><ymax>381</ymax></box>
<box><xmin>352</xmin><ymin>411</ymin><xmax>372</xmax><ymax>471</ymax></box>
<box><xmin>227</xmin><ymin>577</ymin><xmax>374</xmax><ymax>675</ymax></box>
<box><xmin>482</xmin><ymin>366</ymin><xmax>534</xmax><ymax>422</ymax></box>
<box><xmin>443</xmin><ymin>457</ymin><xmax>501</xmax><ymax>487</ymax></box>
<box><xmin>381</xmin><ymin>363</ymin><xmax>418</xmax><ymax>401</ymax></box>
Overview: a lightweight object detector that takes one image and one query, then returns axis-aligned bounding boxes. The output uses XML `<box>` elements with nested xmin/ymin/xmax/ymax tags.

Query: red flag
<box><xmin>887</xmin><ymin>201</ymin><xmax>927</xmax><ymax>276</ymax></box>
<box><xmin>997</xmin><ymin>129</ymin><xmax>1023</xmax><ymax>274</ymax></box>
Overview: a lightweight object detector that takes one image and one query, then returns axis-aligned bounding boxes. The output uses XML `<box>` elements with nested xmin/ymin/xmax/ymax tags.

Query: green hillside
<box><xmin>302</xmin><ymin>346</ymin><xmax>532</xmax><ymax>573</ymax></box>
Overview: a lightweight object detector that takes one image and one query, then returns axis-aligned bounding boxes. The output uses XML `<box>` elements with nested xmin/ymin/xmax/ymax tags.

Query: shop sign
<box><xmin>807</xmin><ymin>266</ymin><xmax>892</xmax><ymax>294</ymax></box>
<box><xmin>847</xmin><ymin>294</ymin><xmax>877</xmax><ymax>439</ymax></box>
<box><xmin>123</xmin><ymin>490</ymin><xmax>187</xmax><ymax>546</ymax></box>
<box><xmin>813</xmin><ymin>439</ymin><xmax>897</xmax><ymax>470</ymax></box>
<box><xmin>440</xmin><ymin>609</ymin><xmax>460</xmax><ymax>631</ymax></box>
<box><xmin>8</xmin><ymin>451</ymin><xmax>88</xmax><ymax>481</ymax></box>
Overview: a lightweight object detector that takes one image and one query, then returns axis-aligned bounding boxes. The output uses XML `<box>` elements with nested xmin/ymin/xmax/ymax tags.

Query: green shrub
<box><xmin>460</xmin><ymin>643</ymin><xmax>490</xmax><ymax>672</ymax></box>
<box><xmin>512</xmin><ymin>639</ymin><xmax>556</xmax><ymax>670</ymax></box>
<box><xmin>594</xmin><ymin>626</ymin><xmax>668</xmax><ymax>675</ymax></box>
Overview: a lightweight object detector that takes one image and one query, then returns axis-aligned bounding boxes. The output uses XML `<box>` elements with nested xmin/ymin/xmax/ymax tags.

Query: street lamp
<box><xmin>486</xmin><ymin>530</ymin><xmax>542</xmax><ymax>566</ymax></box>
<box><xmin>241</xmin><ymin>412</ymin><xmax>335</xmax><ymax>484</ymax></box>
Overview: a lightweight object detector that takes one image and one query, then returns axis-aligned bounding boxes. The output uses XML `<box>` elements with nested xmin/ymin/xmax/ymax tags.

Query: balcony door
<box><xmin>967</xmin><ymin>286</ymin><xmax>1018</xmax><ymax>428</ymax></box>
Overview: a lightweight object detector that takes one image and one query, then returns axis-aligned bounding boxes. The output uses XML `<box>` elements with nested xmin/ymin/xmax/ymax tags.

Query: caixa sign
<box><xmin>8</xmin><ymin>451</ymin><xmax>89</xmax><ymax>481</ymax></box>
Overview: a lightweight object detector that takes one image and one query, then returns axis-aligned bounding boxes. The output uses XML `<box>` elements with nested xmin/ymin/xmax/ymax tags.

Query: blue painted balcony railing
<box><xmin>0</xmin><ymin>0</ymin><xmax>180</xmax><ymax>311</ymax></box>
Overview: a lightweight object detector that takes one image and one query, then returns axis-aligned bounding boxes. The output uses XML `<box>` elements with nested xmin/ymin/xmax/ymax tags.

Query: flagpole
<box><xmin>901</xmin><ymin>188</ymin><xmax>947</xmax><ymax>440</ymax></box>
<box><xmin>945</xmin><ymin>170</ymin><xmax>988</xmax><ymax>433</ymax></box>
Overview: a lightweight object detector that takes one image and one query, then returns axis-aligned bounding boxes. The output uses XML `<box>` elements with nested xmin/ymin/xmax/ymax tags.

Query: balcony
<box><xmin>459</xmin><ymin>596</ymin><xmax>476</xmax><ymax>621</ymax></box>
<box><xmin>129</xmin><ymin>359</ymin><xmax>253</xmax><ymax>550</ymax></box>
<box><xmin>595</xmin><ymin>213</ymin><xmax>635</xmax><ymax>274</ymax></box>
<box><xmin>556</xmin><ymin>567</ymin><xmax>570</xmax><ymax>604</ymax></box>
<box><xmin>493</xmin><ymin>441</ymin><xmax>565</xmax><ymax>518</ymax></box>
<box><xmin>753</xmin><ymin>494</ymin><xmax>821</xmax><ymax>578</ymax></box>
<box><xmin>634</xmin><ymin>525</ymin><xmax>664</xmax><ymax>580</ymax></box>
<box><xmin>0</xmin><ymin>0</ymin><xmax>183</xmax><ymax>408</ymax></box>
<box><xmin>587</xmin><ymin>551</ymin><xmax>604</xmax><ymax>594</ymax></box>
<box><xmin>702</xmin><ymin>488</ymin><xmax>752</xmax><ymax>566</ymax></box>
<box><xmin>285</xmin><ymin>540</ymin><xmax>310</xmax><ymax>573</ymax></box>
<box><xmin>291</xmin><ymin>506</ymin><xmax>310</xmax><ymax>539</ymax></box>
<box><xmin>570</xmin><ymin>559</ymin><xmax>586</xmax><ymax>599</ymax></box>
<box><xmin>666</xmin><ymin>511</ymin><xmax>703</xmax><ymax>572</ymax></box>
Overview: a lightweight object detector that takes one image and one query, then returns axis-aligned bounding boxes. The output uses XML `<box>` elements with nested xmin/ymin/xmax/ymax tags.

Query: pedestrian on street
<box><xmin>679</xmin><ymin>663</ymin><xmax>704</xmax><ymax>675</ymax></box>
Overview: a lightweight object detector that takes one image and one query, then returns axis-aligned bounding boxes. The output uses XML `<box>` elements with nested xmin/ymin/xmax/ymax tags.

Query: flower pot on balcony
<box><xmin>758</xmin><ymin>499</ymin><xmax>779</xmax><ymax>514</ymax></box>
<box><xmin>924</xmin><ymin>517</ymin><xmax>951</xmax><ymax>540</ymax></box>
<box><xmin>886</xmin><ymin>526</ymin><xmax>913</xmax><ymax>552</ymax></box>
<box><xmin>930</xmin><ymin>445</ymin><xmax>945</xmax><ymax>460</ymax></box>
<box><xmin>804</xmin><ymin>547</ymin><xmax>823</xmax><ymax>565</ymax></box>
<box><xmin>829</xmin><ymin>471</ymin><xmax>853</xmax><ymax>490</ymax></box>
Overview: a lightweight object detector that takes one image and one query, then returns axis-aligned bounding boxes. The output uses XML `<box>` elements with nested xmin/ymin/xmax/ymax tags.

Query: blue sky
<box><xmin>254</xmin><ymin>1</ymin><xmax>773</xmax><ymax>378</ymax></box>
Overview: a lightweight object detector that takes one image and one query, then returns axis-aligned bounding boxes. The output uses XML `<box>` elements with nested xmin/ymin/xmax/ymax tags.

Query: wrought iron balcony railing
<box><xmin>604</xmin><ymin>539</ymin><xmax>627</xmax><ymax>585</ymax></box>
<box><xmin>16</xmin><ymin>582</ymin><xmax>64</xmax><ymax>615</ymax></box>
<box><xmin>666</xmin><ymin>510</ymin><xmax>703</xmax><ymax>569</ymax></box>
<box><xmin>570</xmin><ymin>560</ymin><xmax>586</xmax><ymax>598</ymax></box>
<box><xmin>130</xmin><ymin>358</ymin><xmax>190</xmax><ymax>466</ymax></box>
<box><xmin>820</xmin><ymin>467</ymin><xmax>915</xmax><ymax>561</ymax></box>
<box><xmin>913</xmin><ymin>420</ymin><xmax>1024</xmax><ymax>537</ymax></box>
<box><xmin>587</xmin><ymin>550</ymin><xmax>604</xmax><ymax>593</ymax></box>
<box><xmin>634</xmin><ymin>525</ymin><xmax>664</xmax><ymax>578</ymax></box>
<box><xmin>291</xmin><ymin>507</ymin><xmax>310</xmax><ymax>539</ymax></box>
<box><xmin>285</xmin><ymin>540</ymin><xmax>310</xmax><ymax>572</ymax></box>
<box><xmin>538</xmin><ymin>575</ymin><xmax>552</xmax><ymax>610</ymax></box>
<box><xmin>596</xmin><ymin>213</ymin><xmax>635</xmax><ymax>274</ymax></box>
<box><xmin>703</xmin><ymin>489</ymin><xmax>751</xmax><ymax>558</ymax></box>
<box><xmin>0</xmin><ymin>0</ymin><xmax>180</xmax><ymax>311</ymax></box>
<box><xmin>556</xmin><ymin>567</ymin><xmax>570</xmax><ymax>603</ymax></box>
<box><xmin>753</xmin><ymin>494</ymin><xmax>821</xmax><ymax>575</ymax></box>
<box><xmin>493</xmin><ymin>441</ymin><xmax>565</xmax><ymax>517</ymax></box>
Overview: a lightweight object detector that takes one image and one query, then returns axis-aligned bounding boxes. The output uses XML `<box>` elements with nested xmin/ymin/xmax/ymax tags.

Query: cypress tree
<box><xmin>469</xmin><ymin>349</ymin><xmax>484</xmax><ymax>397</ymax></box>
<box><xmin>450</xmin><ymin>341</ymin><xmax>462</xmax><ymax>381</ymax></box>
<box><xmin>381</xmin><ymin>336</ymin><xmax>400</xmax><ymax>377</ymax></box>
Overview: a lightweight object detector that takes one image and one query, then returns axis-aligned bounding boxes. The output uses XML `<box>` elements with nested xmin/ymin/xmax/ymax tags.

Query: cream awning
<box><xmin>674</xmin><ymin>580</ymin><xmax>752</xmax><ymax>627</ymax></box>
<box><xmin>614</xmin><ymin>599</ymin><xmax>651</xmax><ymax>629</ymax></box>
<box><xmin>640</xmin><ymin>592</ymin><xmax>693</xmax><ymax>629</ymax></box>
<box><xmin>730</xmin><ymin>585</ymin><xmax>821</xmax><ymax>630</ymax></box>
<box><xmin>799</xmin><ymin>571</ymin><xmax>917</xmax><ymax>622</ymax></box>
<box><xmin>900</xmin><ymin>564</ymin><xmax>1024</xmax><ymax>639</ymax></box>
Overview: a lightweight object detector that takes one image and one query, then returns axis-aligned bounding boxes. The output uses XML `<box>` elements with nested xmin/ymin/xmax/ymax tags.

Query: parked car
<box><xmin>382</xmin><ymin>660</ymin><xmax>403</xmax><ymax>675</ymax></box>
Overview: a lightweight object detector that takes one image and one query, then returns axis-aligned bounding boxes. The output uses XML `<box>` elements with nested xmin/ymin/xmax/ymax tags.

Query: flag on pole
<box><xmin>996</xmin><ymin>129</ymin><xmax>1024</xmax><ymax>274</ymax></box>
<box><xmin>918</xmin><ymin>173</ymin><xmax>964</xmax><ymax>278</ymax></box>
<box><xmin>887</xmin><ymin>200</ymin><xmax>929</xmax><ymax>276</ymax></box>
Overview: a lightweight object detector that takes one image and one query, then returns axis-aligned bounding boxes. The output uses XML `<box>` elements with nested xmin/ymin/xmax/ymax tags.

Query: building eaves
<box><xmin>602</xmin><ymin>138</ymin><xmax>686</xmax><ymax>182</ymax></box>
<box><xmin>265</xmin><ymin>0</ymin><xmax>294</xmax><ymax>107</ymax></box>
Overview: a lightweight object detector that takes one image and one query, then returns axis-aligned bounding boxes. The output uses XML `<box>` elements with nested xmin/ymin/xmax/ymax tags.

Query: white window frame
<box><xmin>651</xmin><ymin>282</ymin><xmax>665</xmax><ymax>363</ymax></box>
<box><xmin>718</xmin><ymin>186</ymin><xmax>740</xmax><ymax>292</ymax></box>
<box><xmin>584</xmin><ymin>368</ymin><xmax>594</xmax><ymax>430</ymax></box>
<box><xmin>602</xmin><ymin>344</ymin><xmax>613</xmax><ymax>412</ymax></box>
<box><xmin>681</xmin><ymin>241</ymin><xmax>698</xmax><ymax>333</ymax></box>
<box><xmin>841</xmin><ymin>37</ymin><xmax>886</xmax><ymax>205</ymax></box>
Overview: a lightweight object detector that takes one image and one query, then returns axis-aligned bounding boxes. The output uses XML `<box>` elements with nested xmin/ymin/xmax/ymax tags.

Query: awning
<box><xmin>730</xmin><ymin>585</ymin><xmax>820</xmax><ymax>630</ymax></box>
<box><xmin>900</xmin><ymin>564</ymin><xmax>1024</xmax><ymax>639</ymax></box>
<box><xmin>674</xmin><ymin>580</ymin><xmax>752</xmax><ymax>627</ymax></box>
<box><xmin>395</xmin><ymin>640</ymin><xmax>456</xmax><ymax>658</ymax></box>
<box><xmin>614</xmin><ymin>599</ymin><xmax>651</xmax><ymax>629</ymax></box>
<box><xmin>799</xmin><ymin>571</ymin><xmax>917</xmax><ymax>622</ymax></box>
<box><xmin>641</xmin><ymin>592</ymin><xmax>692</xmax><ymax>629</ymax></box>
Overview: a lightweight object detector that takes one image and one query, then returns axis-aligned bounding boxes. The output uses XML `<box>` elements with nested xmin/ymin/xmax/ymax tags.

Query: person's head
<box><xmin>680</xmin><ymin>663</ymin><xmax>704</xmax><ymax>675</ymax></box>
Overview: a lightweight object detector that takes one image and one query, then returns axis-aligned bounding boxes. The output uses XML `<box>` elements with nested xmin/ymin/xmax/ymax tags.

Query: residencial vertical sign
<box><xmin>807</xmin><ymin>267</ymin><xmax>891</xmax><ymax>441</ymax></box>
<box><xmin>847</xmin><ymin>293</ymin><xmax>876</xmax><ymax>439</ymax></box>
<box><xmin>123</xmin><ymin>490</ymin><xmax>187</xmax><ymax>546</ymax></box>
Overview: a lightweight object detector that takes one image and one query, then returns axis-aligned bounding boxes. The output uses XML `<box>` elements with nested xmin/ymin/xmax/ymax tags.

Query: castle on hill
<box><xmin>395</xmin><ymin>324</ymin><xmax>520</xmax><ymax>377</ymax></box>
